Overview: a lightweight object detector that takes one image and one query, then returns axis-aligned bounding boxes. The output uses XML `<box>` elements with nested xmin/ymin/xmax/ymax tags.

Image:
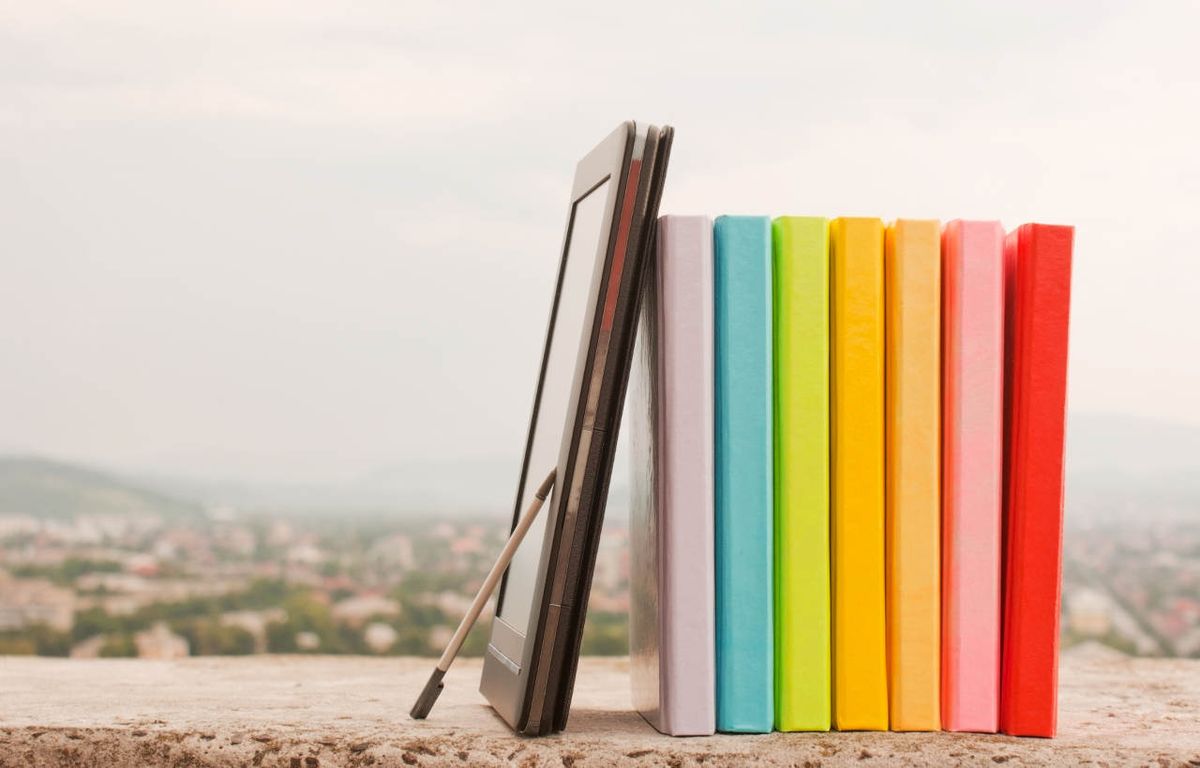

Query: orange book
<box><xmin>884</xmin><ymin>220</ymin><xmax>941</xmax><ymax>731</ymax></box>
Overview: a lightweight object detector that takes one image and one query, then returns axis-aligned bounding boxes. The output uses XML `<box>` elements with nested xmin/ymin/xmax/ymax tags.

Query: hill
<box><xmin>1067</xmin><ymin>413</ymin><xmax>1200</xmax><ymax>497</ymax></box>
<box><xmin>0</xmin><ymin>456</ymin><xmax>201</xmax><ymax>520</ymax></box>
<box><xmin>3</xmin><ymin>412</ymin><xmax>1194</xmax><ymax>522</ymax></box>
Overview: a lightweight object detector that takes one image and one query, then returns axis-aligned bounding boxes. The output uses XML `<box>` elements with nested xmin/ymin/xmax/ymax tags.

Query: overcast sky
<box><xmin>1</xmin><ymin>1</ymin><xmax>1197</xmax><ymax>484</ymax></box>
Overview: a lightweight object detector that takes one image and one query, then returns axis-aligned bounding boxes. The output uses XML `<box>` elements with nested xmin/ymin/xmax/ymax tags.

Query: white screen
<box><xmin>498</xmin><ymin>180</ymin><xmax>610</xmax><ymax>633</ymax></box>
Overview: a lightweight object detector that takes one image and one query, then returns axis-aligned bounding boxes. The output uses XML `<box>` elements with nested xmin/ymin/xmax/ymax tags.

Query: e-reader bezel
<box><xmin>479</xmin><ymin>120</ymin><xmax>673</xmax><ymax>735</ymax></box>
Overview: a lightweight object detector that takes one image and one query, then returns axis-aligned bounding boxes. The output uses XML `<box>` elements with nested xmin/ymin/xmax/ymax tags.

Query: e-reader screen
<box><xmin>498</xmin><ymin>179</ymin><xmax>610</xmax><ymax>635</ymax></box>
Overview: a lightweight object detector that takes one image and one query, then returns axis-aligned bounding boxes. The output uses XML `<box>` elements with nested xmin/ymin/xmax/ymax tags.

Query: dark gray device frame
<box><xmin>479</xmin><ymin>121</ymin><xmax>673</xmax><ymax>736</ymax></box>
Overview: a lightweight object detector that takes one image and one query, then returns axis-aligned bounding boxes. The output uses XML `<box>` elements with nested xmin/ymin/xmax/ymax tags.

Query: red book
<box><xmin>1000</xmin><ymin>223</ymin><xmax>1073</xmax><ymax>737</ymax></box>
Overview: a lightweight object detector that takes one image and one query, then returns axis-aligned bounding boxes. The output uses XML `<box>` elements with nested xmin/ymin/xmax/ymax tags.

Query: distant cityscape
<box><xmin>0</xmin><ymin>455</ymin><xmax>1197</xmax><ymax>660</ymax></box>
<box><xmin>1063</xmin><ymin>519</ymin><xmax>1200</xmax><ymax>657</ymax></box>
<box><xmin>0</xmin><ymin>457</ymin><xmax>630</xmax><ymax>659</ymax></box>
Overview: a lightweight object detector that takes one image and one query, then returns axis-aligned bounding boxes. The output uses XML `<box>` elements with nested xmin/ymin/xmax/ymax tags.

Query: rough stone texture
<box><xmin>1</xmin><ymin>647</ymin><xmax>1198</xmax><ymax>767</ymax></box>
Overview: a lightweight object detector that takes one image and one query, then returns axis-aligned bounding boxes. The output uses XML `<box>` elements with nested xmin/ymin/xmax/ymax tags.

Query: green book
<box><xmin>772</xmin><ymin>217</ymin><xmax>831</xmax><ymax>731</ymax></box>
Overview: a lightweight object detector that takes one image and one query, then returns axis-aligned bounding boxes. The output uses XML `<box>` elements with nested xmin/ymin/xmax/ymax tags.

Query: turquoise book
<box><xmin>714</xmin><ymin>215</ymin><xmax>774</xmax><ymax>733</ymax></box>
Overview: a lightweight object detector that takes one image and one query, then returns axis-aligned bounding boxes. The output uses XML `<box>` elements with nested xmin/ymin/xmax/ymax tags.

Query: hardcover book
<box><xmin>941</xmin><ymin>219</ymin><xmax>1005</xmax><ymax>733</ymax></box>
<box><xmin>1000</xmin><ymin>223</ymin><xmax>1074</xmax><ymax>738</ymax></box>
<box><xmin>714</xmin><ymin>215</ymin><xmax>774</xmax><ymax>733</ymax></box>
<box><xmin>830</xmin><ymin>216</ymin><xmax>888</xmax><ymax>731</ymax></box>
<box><xmin>771</xmin><ymin>216</ymin><xmax>831</xmax><ymax>732</ymax></box>
<box><xmin>628</xmin><ymin>215</ymin><xmax>717</xmax><ymax>737</ymax></box>
<box><xmin>884</xmin><ymin>219</ymin><xmax>942</xmax><ymax>731</ymax></box>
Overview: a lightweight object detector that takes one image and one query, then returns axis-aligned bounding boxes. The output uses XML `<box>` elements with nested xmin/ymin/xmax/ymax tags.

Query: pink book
<box><xmin>628</xmin><ymin>215</ymin><xmax>716</xmax><ymax>735</ymax></box>
<box><xmin>940</xmin><ymin>220</ymin><xmax>1004</xmax><ymax>732</ymax></box>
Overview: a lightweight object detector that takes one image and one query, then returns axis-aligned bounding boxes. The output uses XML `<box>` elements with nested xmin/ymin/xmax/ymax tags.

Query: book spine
<box><xmin>830</xmin><ymin>216</ymin><xmax>888</xmax><ymax>731</ymax></box>
<box><xmin>714</xmin><ymin>215</ymin><xmax>774</xmax><ymax>733</ymax></box>
<box><xmin>1000</xmin><ymin>223</ymin><xmax>1073</xmax><ymax>738</ymax></box>
<box><xmin>658</xmin><ymin>216</ymin><xmax>717</xmax><ymax>736</ymax></box>
<box><xmin>940</xmin><ymin>219</ymin><xmax>1005</xmax><ymax>733</ymax></box>
<box><xmin>626</xmin><ymin>213</ymin><xmax>662</xmax><ymax>733</ymax></box>
<box><xmin>884</xmin><ymin>219</ymin><xmax>942</xmax><ymax>731</ymax></box>
<box><xmin>771</xmin><ymin>216</ymin><xmax>831</xmax><ymax>732</ymax></box>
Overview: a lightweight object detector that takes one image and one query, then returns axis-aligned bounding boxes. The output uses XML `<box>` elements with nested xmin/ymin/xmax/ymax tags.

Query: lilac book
<box><xmin>628</xmin><ymin>215</ymin><xmax>717</xmax><ymax>736</ymax></box>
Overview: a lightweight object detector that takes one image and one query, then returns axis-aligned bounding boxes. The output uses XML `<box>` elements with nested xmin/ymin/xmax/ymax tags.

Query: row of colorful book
<box><xmin>627</xmin><ymin>215</ymin><xmax>1073</xmax><ymax>738</ymax></box>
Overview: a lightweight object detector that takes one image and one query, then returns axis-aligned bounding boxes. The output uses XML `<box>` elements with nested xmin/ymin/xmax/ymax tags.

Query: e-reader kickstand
<box><xmin>410</xmin><ymin>468</ymin><xmax>556</xmax><ymax>719</ymax></box>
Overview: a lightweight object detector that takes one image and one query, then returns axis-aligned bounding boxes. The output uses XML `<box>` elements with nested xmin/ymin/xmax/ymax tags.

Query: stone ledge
<box><xmin>1</xmin><ymin>650</ymin><xmax>1197</xmax><ymax>767</ymax></box>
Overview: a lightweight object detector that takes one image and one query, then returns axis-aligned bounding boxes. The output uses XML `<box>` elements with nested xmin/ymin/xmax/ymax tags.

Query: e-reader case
<box><xmin>629</xmin><ymin>215</ymin><xmax>717</xmax><ymax>737</ymax></box>
<box><xmin>480</xmin><ymin>121</ymin><xmax>673</xmax><ymax>736</ymax></box>
<box><xmin>713</xmin><ymin>215</ymin><xmax>774</xmax><ymax>733</ymax></box>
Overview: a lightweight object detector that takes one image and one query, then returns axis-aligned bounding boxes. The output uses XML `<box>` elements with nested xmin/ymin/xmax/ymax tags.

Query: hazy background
<box><xmin>1</xmin><ymin>1</ymin><xmax>1198</xmax><ymax>660</ymax></box>
<box><xmin>3</xmin><ymin>0</ymin><xmax>1198</xmax><ymax>501</ymax></box>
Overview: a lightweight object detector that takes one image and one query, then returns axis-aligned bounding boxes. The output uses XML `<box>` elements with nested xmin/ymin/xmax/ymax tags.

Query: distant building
<box><xmin>70</xmin><ymin>634</ymin><xmax>106</xmax><ymax>659</ymax></box>
<box><xmin>367</xmin><ymin>534</ymin><xmax>414</xmax><ymax>570</ymax></box>
<box><xmin>430</xmin><ymin>590</ymin><xmax>471</xmax><ymax>617</ymax></box>
<box><xmin>1068</xmin><ymin>588</ymin><xmax>1113</xmax><ymax>637</ymax></box>
<box><xmin>77</xmin><ymin>594</ymin><xmax>143</xmax><ymax>617</ymax></box>
<box><xmin>332</xmin><ymin>595</ymin><xmax>401</xmax><ymax>627</ymax></box>
<box><xmin>124</xmin><ymin>553</ymin><xmax>160</xmax><ymax>577</ymax></box>
<box><xmin>286</xmin><ymin>542</ymin><xmax>325</xmax><ymax>566</ymax></box>
<box><xmin>73</xmin><ymin>574</ymin><xmax>243</xmax><ymax>611</ymax></box>
<box><xmin>363</xmin><ymin>622</ymin><xmax>398</xmax><ymax>654</ymax></box>
<box><xmin>216</xmin><ymin>525</ymin><xmax>257</xmax><ymax>557</ymax></box>
<box><xmin>429</xmin><ymin>624</ymin><xmax>453</xmax><ymax>652</ymax></box>
<box><xmin>295</xmin><ymin>631</ymin><xmax>321</xmax><ymax>651</ymax></box>
<box><xmin>1174</xmin><ymin>597</ymin><xmax>1200</xmax><ymax>627</ymax></box>
<box><xmin>267</xmin><ymin>520</ymin><xmax>295</xmax><ymax>548</ymax></box>
<box><xmin>450</xmin><ymin>535</ymin><xmax>483</xmax><ymax>556</ymax></box>
<box><xmin>135</xmin><ymin>622</ymin><xmax>189</xmax><ymax>659</ymax></box>
<box><xmin>0</xmin><ymin>576</ymin><xmax>75</xmax><ymax>632</ymax></box>
<box><xmin>75</xmin><ymin>572</ymin><xmax>149</xmax><ymax>594</ymax></box>
<box><xmin>220</xmin><ymin>609</ymin><xmax>285</xmax><ymax>654</ymax></box>
<box><xmin>283</xmin><ymin>564</ymin><xmax>323</xmax><ymax>587</ymax></box>
<box><xmin>0</xmin><ymin>515</ymin><xmax>41</xmax><ymax>539</ymax></box>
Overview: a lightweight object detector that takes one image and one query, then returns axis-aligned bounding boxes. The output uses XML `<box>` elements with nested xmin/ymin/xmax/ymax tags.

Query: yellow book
<box><xmin>831</xmin><ymin>217</ymin><xmax>888</xmax><ymax>730</ymax></box>
<box><xmin>884</xmin><ymin>220</ymin><xmax>942</xmax><ymax>731</ymax></box>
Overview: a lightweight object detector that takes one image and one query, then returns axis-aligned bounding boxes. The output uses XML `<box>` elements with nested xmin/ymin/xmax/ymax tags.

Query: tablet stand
<box><xmin>409</xmin><ymin>468</ymin><xmax>557</xmax><ymax>719</ymax></box>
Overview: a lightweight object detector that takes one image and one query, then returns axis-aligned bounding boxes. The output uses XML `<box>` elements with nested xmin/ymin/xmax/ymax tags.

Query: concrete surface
<box><xmin>1</xmin><ymin>647</ymin><xmax>1198</xmax><ymax>767</ymax></box>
